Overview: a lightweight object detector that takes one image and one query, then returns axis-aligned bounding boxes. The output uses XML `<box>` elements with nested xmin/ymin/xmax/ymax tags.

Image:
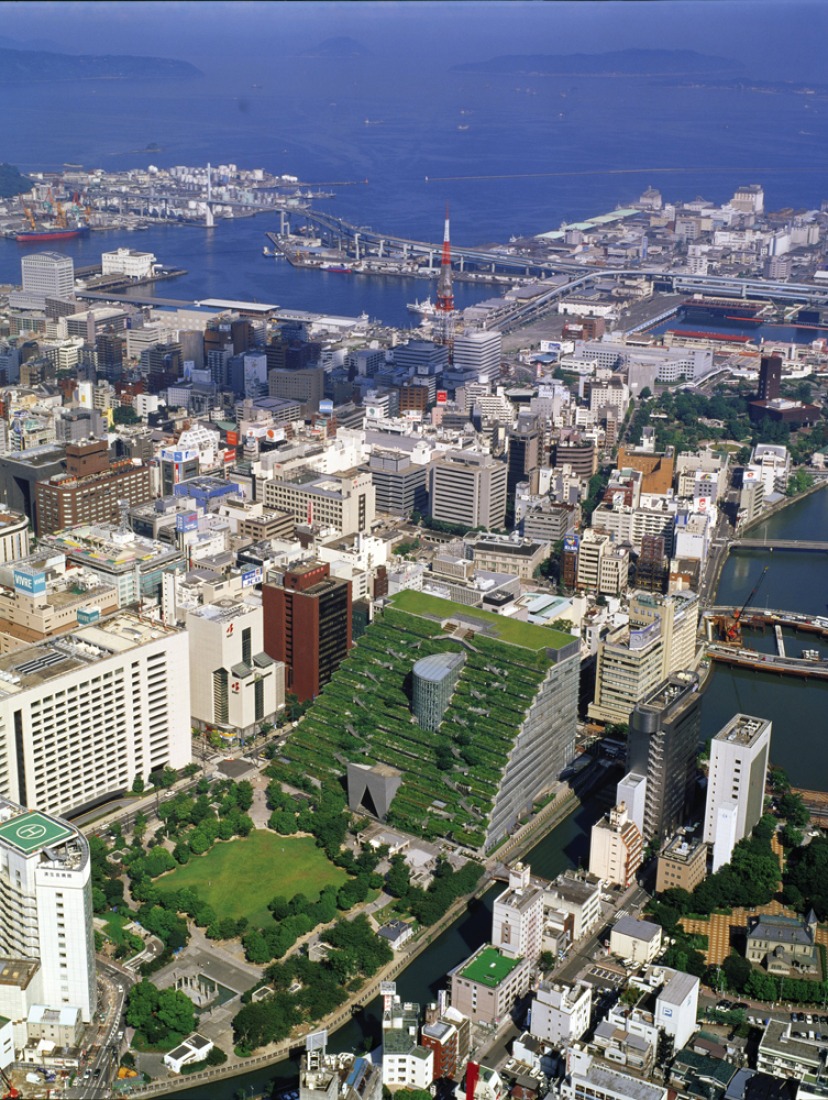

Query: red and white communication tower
<box><xmin>435</xmin><ymin>205</ymin><xmax>455</xmax><ymax>360</ymax></box>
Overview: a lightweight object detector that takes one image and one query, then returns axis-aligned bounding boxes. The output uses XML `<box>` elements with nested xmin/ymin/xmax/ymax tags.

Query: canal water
<box><xmin>701</xmin><ymin>486</ymin><xmax>828</xmax><ymax>789</ymax></box>
<box><xmin>161</xmin><ymin>795</ymin><xmax>613</xmax><ymax>1100</ymax></box>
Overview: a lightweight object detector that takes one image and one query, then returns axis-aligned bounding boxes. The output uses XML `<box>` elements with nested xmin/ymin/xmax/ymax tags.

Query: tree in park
<box><xmin>126</xmin><ymin>980</ymin><xmax>195</xmax><ymax>1045</ymax></box>
<box><xmin>722</xmin><ymin>954</ymin><xmax>752</xmax><ymax>993</ymax></box>
<box><xmin>386</xmin><ymin>853</ymin><xmax>411</xmax><ymax>899</ymax></box>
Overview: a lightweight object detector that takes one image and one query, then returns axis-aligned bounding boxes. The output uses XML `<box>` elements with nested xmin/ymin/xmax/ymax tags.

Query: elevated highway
<box><xmin>291</xmin><ymin>208</ymin><xmax>828</xmax><ymax>306</ymax></box>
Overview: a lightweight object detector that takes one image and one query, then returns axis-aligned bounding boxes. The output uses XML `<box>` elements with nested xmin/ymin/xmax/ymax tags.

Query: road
<box><xmin>67</xmin><ymin>959</ymin><xmax>133</xmax><ymax>1099</ymax></box>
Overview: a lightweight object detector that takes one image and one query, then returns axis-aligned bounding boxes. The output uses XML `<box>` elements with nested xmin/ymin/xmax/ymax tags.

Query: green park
<box><xmin>156</xmin><ymin>831</ymin><xmax>347</xmax><ymax>929</ymax></box>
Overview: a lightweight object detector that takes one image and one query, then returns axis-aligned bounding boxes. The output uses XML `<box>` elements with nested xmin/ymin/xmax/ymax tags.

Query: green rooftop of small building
<box><xmin>460</xmin><ymin>946</ymin><xmax>522</xmax><ymax>988</ymax></box>
<box><xmin>0</xmin><ymin>811</ymin><xmax>73</xmax><ymax>854</ymax></box>
<box><xmin>390</xmin><ymin>590</ymin><xmax>572</xmax><ymax>651</ymax></box>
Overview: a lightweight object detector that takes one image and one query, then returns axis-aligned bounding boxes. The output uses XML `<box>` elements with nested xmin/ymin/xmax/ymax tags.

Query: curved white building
<box><xmin>0</xmin><ymin>798</ymin><xmax>95</xmax><ymax>1021</ymax></box>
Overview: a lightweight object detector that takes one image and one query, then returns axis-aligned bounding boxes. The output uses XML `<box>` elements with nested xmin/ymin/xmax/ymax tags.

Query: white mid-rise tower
<box><xmin>704</xmin><ymin>714</ymin><xmax>771</xmax><ymax>870</ymax></box>
<box><xmin>452</xmin><ymin>331</ymin><xmax>502</xmax><ymax>383</ymax></box>
<box><xmin>0</xmin><ymin>797</ymin><xmax>96</xmax><ymax>1021</ymax></box>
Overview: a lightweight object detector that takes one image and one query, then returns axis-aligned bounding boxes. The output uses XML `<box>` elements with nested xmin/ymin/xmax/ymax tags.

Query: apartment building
<box><xmin>589</xmin><ymin>802</ymin><xmax>643</xmax><ymax>889</ymax></box>
<box><xmin>626</xmin><ymin>672</ymin><xmax>701</xmax><ymax>844</ymax></box>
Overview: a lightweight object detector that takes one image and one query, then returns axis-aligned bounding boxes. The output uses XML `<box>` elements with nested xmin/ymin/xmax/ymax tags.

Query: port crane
<box><xmin>717</xmin><ymin>566</ymin><xmax>769</xmax><ymax>643</ymax></box>
<box><xmin>0</xmin><ymin>1065</ymin><xmax>21</xmax><ymax>1100</ymax></box>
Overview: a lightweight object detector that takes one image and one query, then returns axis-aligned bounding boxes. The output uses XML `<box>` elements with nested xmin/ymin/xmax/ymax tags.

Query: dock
<box><xmin>706</xmin><ymin>643</ymin><xmax>828</xmax><ymax>679</ymax></box>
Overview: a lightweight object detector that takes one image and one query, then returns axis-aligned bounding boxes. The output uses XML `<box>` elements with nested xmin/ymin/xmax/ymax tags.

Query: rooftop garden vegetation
<box><xmin>270</xmin><ymin>600</ymin><xmax>560</xmax><ymax>848</ymax></box>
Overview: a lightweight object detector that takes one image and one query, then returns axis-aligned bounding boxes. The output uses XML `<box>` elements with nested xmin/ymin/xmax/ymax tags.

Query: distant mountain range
<box><xmin>453</xmin><ymin>48</ymin><xmax>734</xmax><ymax>76</ymax></box>
<box><xmin>300</xmin><ymin>36</ymin><xmax>370</xmax><ymax>59</ymax></box>
<box><xmin>0</xmin><ymin>46</ymin><xmax>202</xmax><ymax>83</ymax></box>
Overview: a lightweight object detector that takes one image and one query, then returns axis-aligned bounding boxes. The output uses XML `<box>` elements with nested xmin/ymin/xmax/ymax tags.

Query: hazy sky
<box><xmin>1</xmin><ymin>1</ymin><xmax>827</xmax><ymax>80</ymax></box>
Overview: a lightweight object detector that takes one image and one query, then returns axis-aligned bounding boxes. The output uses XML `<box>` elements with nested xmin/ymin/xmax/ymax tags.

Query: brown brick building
<box><xmin>262</xmin><ymin>560</ymin><xmax>352</xmax><ymax>702</ymax></box>
<box><xmin>35</xmin><ymin>439</ymin><xmax>152</xmax><ymax>536</ymax></box>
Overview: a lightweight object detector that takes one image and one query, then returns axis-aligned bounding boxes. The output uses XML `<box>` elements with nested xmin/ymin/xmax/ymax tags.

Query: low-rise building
<box><xmin>746</xmin><ymin>912</ymin><xmax>819</xmax><ymax>975</ymax></box>
<box><xmin>757</xmin><ymin>1020</ymin><xmax>827</xmax><ymax>1087</ymax></box>
<box><xmin>655</xmin><ymin>833</ymin><xmax>708</xmax><ymax>895</ymax></box>
<box><xmin>300</xmin><ymin>1052</ymin><xmax>383</xmax><ymax>1100</ymax></box>
<box><xmin>163</xmin><ymin>1033</ymin><xmax>213</xmax><ymax>1074</ymax></box>
<box><xmin>465</xmin><ymin>536</ymin><xmax>548</xmax><ymax>581</ymax></box>
<box><xmin>529</xmin><ymin>981</ymin><xmax>592</xmax><ymax>1048</ymax></box>
<box><xmin>544</xmin><ymin>872</ymin><xmax>602</xmax><ymax>941</ymax></box>
<box><xmin>562</xmin><ymin>1047</ymin><xmax>668</xmax><ymax>1100</ymax></box>
<box><xmin>609</xmin><ymin>917</ymin><xmax>663</xmax><ymax>965</ymax></box>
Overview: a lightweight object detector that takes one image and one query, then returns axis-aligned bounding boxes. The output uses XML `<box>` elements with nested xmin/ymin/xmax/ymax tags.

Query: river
<box><xmin>701</xmin><ymin>486</ymin><xmax>828</xmax><ymax>789</ymax></box>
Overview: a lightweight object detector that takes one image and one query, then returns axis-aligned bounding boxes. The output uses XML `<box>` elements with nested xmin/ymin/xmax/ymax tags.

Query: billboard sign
<box><xmin>563</xmin><ymin>535</ymin><xmax>580</xmax><ymax>553</ymax></box>
<box><xmin>13</xmin><ymin>569</ymin><xmax>46</xmax><ymax>596</ymax></box>
<box><xmin>319</xmin><ymin>399</ymin><xmax>334</xmax><ymax>416</ymax></box>
<box><xmin>176</xmin><ymin>512</ymin><xmax>199</xmax><ymax>533</ymax></box>
<box><xmin>436</xmin><ymin>390</ymin><xmax>448</xmax><ymax>404</ymax></box>
<box><xmin>241</xmin><ymin>567</ymin><xmax>263</xmax><ymax>588</ymax></box>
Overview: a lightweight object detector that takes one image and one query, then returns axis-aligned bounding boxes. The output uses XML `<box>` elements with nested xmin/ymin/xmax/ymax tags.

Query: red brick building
<box><xmin>262</xmin><ymin>560</ymin><xmax>352</xmax><ymax>702</ymax></box>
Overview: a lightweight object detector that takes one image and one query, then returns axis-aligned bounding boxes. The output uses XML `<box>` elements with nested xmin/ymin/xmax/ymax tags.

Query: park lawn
<box><xmin>156</xmin><ymin>831</ymin><xmax>348</xmax><ymax>928</ymax></box>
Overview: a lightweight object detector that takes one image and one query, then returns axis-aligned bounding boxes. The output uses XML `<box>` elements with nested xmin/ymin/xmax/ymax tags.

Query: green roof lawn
<box><xmin>390</xmin><ymin>589</ymin><xmax>572</xmax><ymax>651</ymax></box>
<box><xmin>460</xmin><ymin>945</ymin><xmax>523</xmax><ymax>987</ymax></box>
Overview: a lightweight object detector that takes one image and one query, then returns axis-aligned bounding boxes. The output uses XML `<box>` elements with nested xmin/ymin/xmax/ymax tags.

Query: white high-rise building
<box><xmin>11</xmin><ymin>252</ymin><xmax>75</xmax><ymax>310</ymax></box>
<box><xmin>0</xmin><ymin>612</ymin><xmax>191</xmax><ymax>818</ymax></box>
<box><xmin>452</xmin><ymin>331</ymin><xmax>502</xmax><ymax>383</ymax></box>
<box><xmin>0</xmin><ymin>797</ymin><xmax>96</xmax><ymax>1021</ymax></box>
<box><xmin>703</xmin><ymin>714</ymin><xmax>771</xmax><ymax>870</ymax></box>
<box><xmin>187</xmin><ymin>598</ymin><xmax>284</xmax><ymax>741</ymax></box>
<box><xmin>429</xmin><ymin>451</ymin><xmax>507</xmax><ymax>530</ymax></box>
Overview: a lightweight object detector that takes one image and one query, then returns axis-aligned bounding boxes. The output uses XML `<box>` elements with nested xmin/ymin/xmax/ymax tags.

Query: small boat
<box><xmin>407</xmin><ymin>296</ymin><xmax>436</xmax><ymax>316</ymax></box>
<box><xmin>802</xmin><ymin>649</ymin><xmax>821</xmax><ymax>661</ymax></box>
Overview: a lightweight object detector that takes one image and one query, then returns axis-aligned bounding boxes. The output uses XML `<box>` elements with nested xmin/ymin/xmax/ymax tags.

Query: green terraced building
<box><xmin>282</xmin><ymin>589</ymin><xmax>580</xmax><ymax>851</ymax></box>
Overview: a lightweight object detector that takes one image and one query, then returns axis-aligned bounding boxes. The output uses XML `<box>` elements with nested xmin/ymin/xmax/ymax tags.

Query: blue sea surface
<box><xmin>2</xmin><ymin>60</ymin><xmax>828</xmax><ymax>322</ymax></box>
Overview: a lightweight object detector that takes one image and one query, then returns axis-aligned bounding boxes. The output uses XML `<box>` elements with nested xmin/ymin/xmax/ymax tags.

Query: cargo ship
<box><xmin>16</xmin><ymin>225</ymin><xmax>89</xmax><ymax>243</ymax></box>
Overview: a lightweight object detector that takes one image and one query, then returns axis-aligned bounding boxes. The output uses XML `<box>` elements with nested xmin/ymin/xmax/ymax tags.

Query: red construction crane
<box><xmin>721</xmin><ymin>566</ymin><xmax>769</xmax><ymax>643</ymax></box>
<box><xmin>0</xmin><ymin>1066</ymin><xmax>21</xmax><ymax>1100</ymax></box>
